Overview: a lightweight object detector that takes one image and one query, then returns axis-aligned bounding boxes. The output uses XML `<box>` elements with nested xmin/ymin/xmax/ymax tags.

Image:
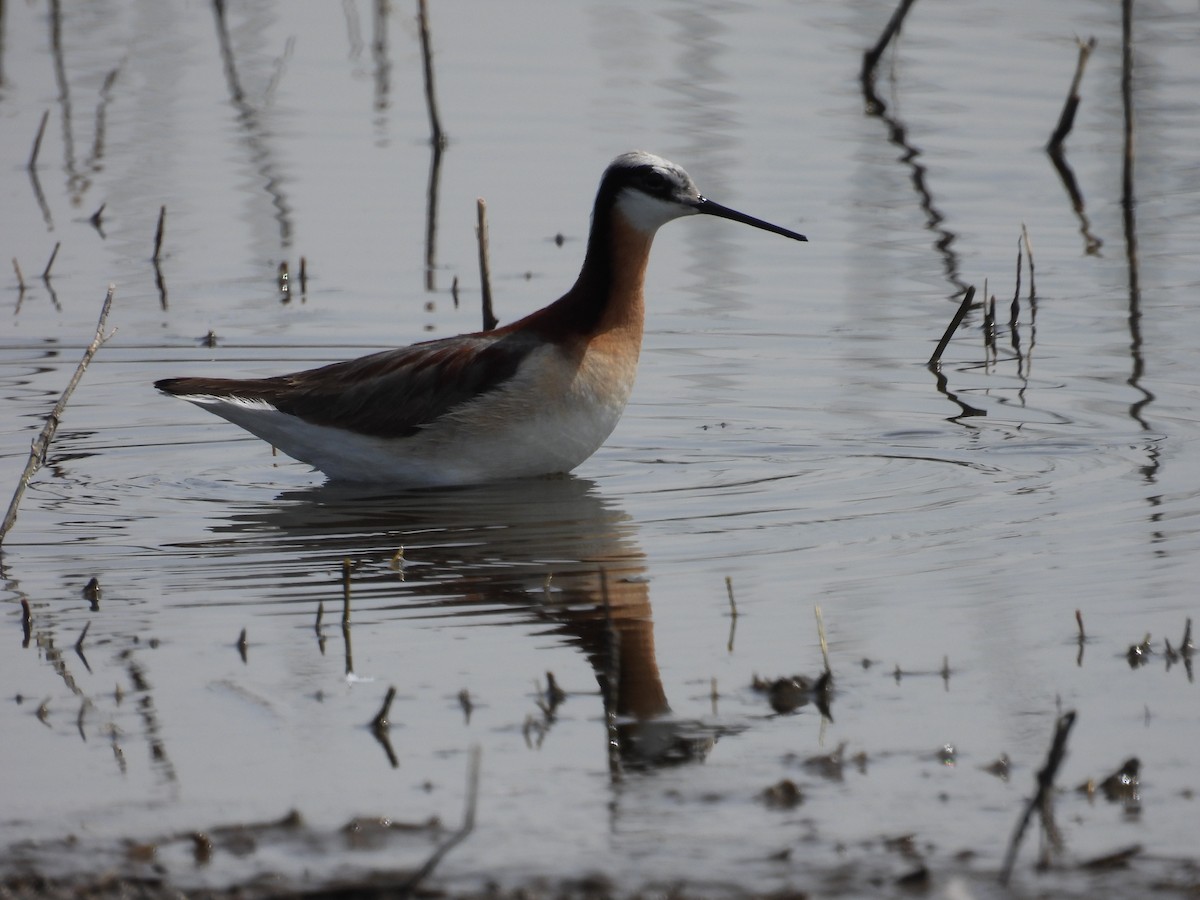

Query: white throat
<box><xmin>614</xmin><ymin>188</ymin><xmax>697</xmax><ymax>234</ymax></box>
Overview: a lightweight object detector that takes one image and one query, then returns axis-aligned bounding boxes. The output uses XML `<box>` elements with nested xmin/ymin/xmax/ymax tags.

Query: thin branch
<box><xmin>1000</xmin><ymin>710</ymin><xmax>1077</xmax><ymax>884</ymax></box>
<box><xmin>152</xmin><ymin>206</ymin><xmax>166</xmax><ymax>262</ymax></box>
<box><xmin>1047</xmin><ymin>37</ymin><xmax>1096</xmax><ymax>153</ymax></box>
<box><xmin>815</xmin><ymin>604</ymin><xmax>831</xmax><ymax>676</ymax></box>
<box><xmin>42</xmin><ymin>242</ymin><xmax>61</xmax><ymax>281</ymax></box>
<box><xmin>27</xmin><ymin>109</ymin><xmax>50</xmax><ymax>170</ymax></box>
<box><xmin>1021</xmin><ymin>224</ymin><xmax>1036</xmax><ymax>300</ymax></box>
<box><xmin>1</xmin><ymin>285</ymin><xmax>117</xmax><ymax>545</ymax></box>
<box><xmin>928</xmin><ymin>286</ymin><xmax>976</xmax><ymax>368</ymax></box>
<box><xmin>371</xmin><ymin>686</ymin><xmax>397</xmax><ymax>732</ymax></box>
<box><xmin>861</xmin><ymin>0</ymin><xmax>919</xmax><ymax>88</ymax></box>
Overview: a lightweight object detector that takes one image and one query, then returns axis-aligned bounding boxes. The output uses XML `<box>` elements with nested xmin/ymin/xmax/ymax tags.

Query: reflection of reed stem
<box><xmin>417</xmin><ymin>0</ymin><xmax>446</xmax><ymax>148</ymax></box>
<box><xmin>1122</xmin><ymin>0</ymin><xmax>1150</xmax><ymax>430</ymax></box>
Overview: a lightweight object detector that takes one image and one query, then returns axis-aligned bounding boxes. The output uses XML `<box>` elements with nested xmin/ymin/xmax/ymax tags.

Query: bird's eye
<box><xmin>641</xmin><ymin>169</ymin><xmax>671</xmax><ymax>193</ymax></box>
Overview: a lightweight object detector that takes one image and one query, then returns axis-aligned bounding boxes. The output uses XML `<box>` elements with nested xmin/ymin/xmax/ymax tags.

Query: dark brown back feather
<box><xmin>156</xmin><ymin>326</ymin><xmax>558</xmax><ymax>438</ymax></box>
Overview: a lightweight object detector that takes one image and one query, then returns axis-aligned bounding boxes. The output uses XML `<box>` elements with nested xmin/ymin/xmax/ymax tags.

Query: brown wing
<box><xmin>156</xmin><ymin>328</ymin><xmax>549</xmax><ymax>439</ymax></box>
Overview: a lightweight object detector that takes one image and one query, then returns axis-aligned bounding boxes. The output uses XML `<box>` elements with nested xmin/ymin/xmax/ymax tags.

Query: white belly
<box><xmin>188</xmin><ymin>344</ymin><xmax>638</xmax><ymax>485</ymax></box>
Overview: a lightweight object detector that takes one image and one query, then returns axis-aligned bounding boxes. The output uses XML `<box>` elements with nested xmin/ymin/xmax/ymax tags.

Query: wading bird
<box><xmin>156</xmin><ymin>151</ymin><xmax>806</xmax><ymax>485</ymax></box>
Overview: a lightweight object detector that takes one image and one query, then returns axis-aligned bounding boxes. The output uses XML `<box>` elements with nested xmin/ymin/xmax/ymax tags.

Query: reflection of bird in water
<box><xmin>157</xmin><ymin>152</ymin><xmax>806</xmax><ymax>485</ymax></box>
<box><xmin>539</xmin><ymin>566</ymin><xmax>725</xmax><ymax>771</ymax></box>
<box><xmin>200</xmin><ymin>477</ymin><xmax>732</xmax><ymax>770</ymax></box>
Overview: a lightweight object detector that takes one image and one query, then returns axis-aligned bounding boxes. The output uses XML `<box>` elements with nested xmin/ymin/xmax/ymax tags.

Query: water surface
<box><xmin>2</xmin><ymin>1</ymin><xmax>1198</xmax><ymax>896</ymax></box>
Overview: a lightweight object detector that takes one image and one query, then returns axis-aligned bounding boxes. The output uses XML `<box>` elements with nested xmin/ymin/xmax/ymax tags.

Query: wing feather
<box><xmin>156</xmin><ymin>328</ymin><xmax>549</xmax><ymax>439</ymax></box>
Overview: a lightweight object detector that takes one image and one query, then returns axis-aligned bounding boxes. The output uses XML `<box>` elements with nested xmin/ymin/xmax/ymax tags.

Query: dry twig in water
<box><xmin>42</xmin><ymin>242</ymin><xmax>61</xmax><ymax>281</ymax></box>
<box><xmin>1000</xmin><ymin>710</ymin><xmax>1077</xmax><ymax>884</ymax></box>
<box><xmin>928</xmin><ymin>286</ymin><xmax>976</xmax><ymax>368</ymax></box>
<box><xmin>1047</xmin><ymin>37</ymin><xmax>1097</xmax><ymax>153</ymax></box>
<box><xmin>815</xmin><ymin>604</ymin><xmax>831</xmax><ymax>676</ymax></box>
<box><xmin>1</xmin><ymin>285</ymin><xmax>117</xmax><ymax>545</ymax></box>
<box><xmin>153</xmin><ymin>206</ymin><xmax>167</xmax><ymax>262</ymax></box>
<box><xmin>371</xmin><ymin>686</ymin><xmax>397</xmax><ymax>732</ymax></box>
<box><xmin>1022</xmin><ymin>224</ymin><xmax>1036</xmax><ymax>299</ymax></box>
<box><xmin>28</xmin><ymin>110</ymin><xmax>50</xmax><ymax>170</ymax></box>
<box><xmin>476</xmin><ymin>198</ymin><xmax>497</xmax><ymax>331</ymax></box>
<box><xmin>861</xmin><ymin>0</ymin><xmax>919</xmax><ymax>86</ymax></box>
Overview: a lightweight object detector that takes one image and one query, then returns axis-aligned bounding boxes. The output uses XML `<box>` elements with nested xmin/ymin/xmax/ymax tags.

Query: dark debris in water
<box><xmin>981</xmin><ymin>752</ymin><xmax>1011</xmax><ymax>781</ymax></box>
<box><xmin>1079</xmin><ymin>756</ymin><xmax>1141</xmax><ymax>810</ymax></box>
<box><xmin>758</xmin><ymin>778</ymin><xmax>804</xmax><ymax>810</ymax></box>
<box><xmin>751</xmin><ymin>670</ymin><xmax>833</xmax><ymax>718</ymax></box>
<box><xmin>1124</xmin><ymin>619</ymin><xmax>1194</xmax><ymax>680</ymax></box>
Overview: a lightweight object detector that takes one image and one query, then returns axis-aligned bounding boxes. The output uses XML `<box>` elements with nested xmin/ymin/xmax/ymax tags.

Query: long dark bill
<box><xmin>696</xmin><ymin>197</ymin><xmax>807</xmax><ymax>242</ymax></box>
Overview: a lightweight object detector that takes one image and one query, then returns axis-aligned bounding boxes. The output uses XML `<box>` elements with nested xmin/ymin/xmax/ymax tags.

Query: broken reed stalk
<box><xmin>28</xmin><ymin>110</ymin><xmax>50</xmax><ymax>170</ymax></box>
<box><xmin>1010</xmin><ymin>233</ymin><xmax>1023</xmax><ymax>328</ymax></box>
<box><xmin>13</xmin><ymin>258</ymin><xmax>27</xmax><ymax>292</ymax></box>
<box><xmin>815</xmin><ymin>605</ymin><xmax>831</xmax><ymax>676</ymax></box>
<box><xmin>1021</xmin><ymin>224</ymin><xmax>1036</xmax><ymax>300</ymax></box>
<box><xmin>928</xmin><ymin>285</ymin><xmax>976</xmax><ymax>368</ymax></box>
<box><xmin>861</xmin><ymin>0</ymin><xmax>919</xmax><ymax>83</ymax></box>
<box><xmin>416</xmin><ymin>0</ymin><xmax>446</xmax><ymax>149</ymax></box>
<box><xmin>999</xmin><ymin>710</ymin><xmax>1077</xmax><ymax>885</ymax></box>
<box><xmin>401</xmin><ymin>745</ymin><xmax>481</xmax><ymax>894</ymax></box>
<box><xmin>1047</xmin><ymin>37</ymin><xmax>1097</xmax><ymax>153</ymax></box>
<box><xmin>371</xmin><ymin>686</ymin><xmax>397</xmax><ymax>731</ymax></box>
<box><xmin>152</xmin><ymin>206</ymin><xmax>166</xmax><ymax>262</ymax></box>
<box><xmin>42</xmin><ymin>242</ymin><xmax>61</xmax><ymax>281</ymax></box>
<box><xmin>1</xmin><ymin>285</ymin><xmax>116</xmax><ymax>545</ymax></box>
<box><xmin>476</xmin><ymin>198</ymin><xmax>497</xmax><ymax>331</ymax></box>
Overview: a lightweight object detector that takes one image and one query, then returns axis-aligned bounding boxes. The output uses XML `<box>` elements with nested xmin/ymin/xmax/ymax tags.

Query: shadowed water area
<box><xmin>2</xmin><ymin>1</ymin><xmax>1199</xmax><ymax>897</ymax></box>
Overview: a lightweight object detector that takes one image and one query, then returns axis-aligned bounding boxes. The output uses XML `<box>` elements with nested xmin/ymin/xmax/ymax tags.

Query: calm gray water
<box><xmin>2</xmin><ymin>1</ymin><xmax>1198</xmax><ymax>896</ymax></box>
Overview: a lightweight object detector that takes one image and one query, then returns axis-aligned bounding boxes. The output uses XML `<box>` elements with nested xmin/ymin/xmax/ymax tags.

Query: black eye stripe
<box><xmin>640</xmin><ymin>169</ymin><xmax>671</xmax><ymax>193</ymax></box>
